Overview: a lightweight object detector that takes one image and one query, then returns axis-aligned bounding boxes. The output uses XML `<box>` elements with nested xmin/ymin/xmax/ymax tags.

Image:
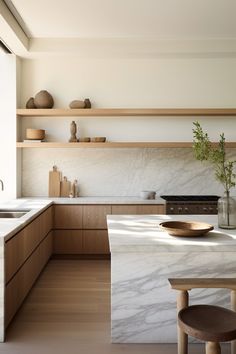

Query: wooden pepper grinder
<box><xmin>69</xmin><ymin>121</ymin><xmax>78</xmax><ymax>142</ymax></box>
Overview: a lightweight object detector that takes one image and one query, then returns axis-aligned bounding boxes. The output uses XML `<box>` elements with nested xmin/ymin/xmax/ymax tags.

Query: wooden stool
<box><xmin>169</xmin><ymin>278</ymin><xmax>236</xmax><ymax>354</ymax></box>
<box><xmin>179</xmin><ymin>304</ymin><xmax>236</xmax><ymax>353</ymax></box>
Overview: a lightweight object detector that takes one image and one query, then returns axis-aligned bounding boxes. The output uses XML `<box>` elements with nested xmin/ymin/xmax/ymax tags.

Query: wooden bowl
<box><xmin>26</xmin><ymin>128</ymin><xmax>45</xmax><ymax>140</ymax></box>
<box><xmin>91</xmin><ymin>137</ymin><xmax>106</xmax><ymax>142</ymax></box>
<box><xmin>79</xmin><ymin>137</ymin><xmax>91</xmax><ymax>142</ymax></box>
<box><xmin>159</xmin><ymin>221</ymin><xmax>214</xmax><ymax>237</ymax></box>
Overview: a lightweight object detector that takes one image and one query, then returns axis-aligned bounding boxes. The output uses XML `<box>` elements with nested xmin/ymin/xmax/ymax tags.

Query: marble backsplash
<box><xmin>21</xmin><ymin>148</ymin><xmax>236</xmax><ymax>197</ymax></box>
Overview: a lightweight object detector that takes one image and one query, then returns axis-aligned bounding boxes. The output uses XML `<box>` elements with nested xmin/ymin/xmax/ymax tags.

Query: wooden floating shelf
<box><xmin>16</xmin><ymin>142</ymin><xmax>236</xmax><ymax>148</ymax></box>
<box><xmin>16</xmin><ymin>108</ymin><xmax>236</xmax><ymax>117</ymax></box>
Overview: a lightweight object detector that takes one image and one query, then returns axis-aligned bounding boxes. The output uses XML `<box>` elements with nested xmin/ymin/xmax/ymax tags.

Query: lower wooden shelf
<box><xmin>16</xmin><ymin>142</ymin><xmax>236</xmax><ymax>148</ymax></box>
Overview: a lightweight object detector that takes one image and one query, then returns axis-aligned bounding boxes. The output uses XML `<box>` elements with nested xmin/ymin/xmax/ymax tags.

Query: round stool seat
<box><xmin>178</xmin><ymin>305</ymin><xmax>236</xmax><ymax>342</ymax></box>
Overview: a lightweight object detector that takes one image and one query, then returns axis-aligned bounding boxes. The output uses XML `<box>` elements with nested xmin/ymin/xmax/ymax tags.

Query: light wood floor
<box><xmin>3</xmin><ymin>260</ymin><xmax>230</xmax><ymax>354</ymax></box>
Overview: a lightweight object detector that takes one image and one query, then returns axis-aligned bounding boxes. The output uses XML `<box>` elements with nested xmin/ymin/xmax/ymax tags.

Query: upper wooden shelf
<box><xmin>16</xmin><ymin>108</ymin><xmax>236</xmax><ymax>117</ymax></box>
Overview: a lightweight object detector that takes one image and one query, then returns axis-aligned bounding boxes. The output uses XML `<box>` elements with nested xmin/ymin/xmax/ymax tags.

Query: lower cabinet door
<box><xmin>5</xmin><ymin>232</ymin><xmax>52</xmax><ymax>328</ymax></box>
<box><xmin>53</xmin><ymin>230</ymin><xmax>83</xmax><ymax>254</ymax></box>
<box><xmin>83</xmin><ymin>230</ymin><xmax>110</xmax><ymax>254</ymax></box>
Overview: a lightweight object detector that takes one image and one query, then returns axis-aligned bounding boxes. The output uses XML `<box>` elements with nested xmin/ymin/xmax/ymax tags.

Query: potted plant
<box><xmin>192</xmin><ymin>121</ymin><xmax>236</xmax><ymax>229</ymax></box>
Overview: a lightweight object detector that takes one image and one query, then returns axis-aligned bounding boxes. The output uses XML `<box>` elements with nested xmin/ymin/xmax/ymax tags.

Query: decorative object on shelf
<box><xmin>69</xmin><ymin>100</ymin><xmax>86</xmax><ymax>109</ymax></box>
<box><xmin>91</xmin><ymin>137</ymin><xmax>106</xmax><ymax>142</ymax></box>
<box><xmin>48</xmin><ymin>166</ymin><xmax>61</xmax><ymax>197</ymax></box>
<box><xmin>193</xmin><ymin>121</ymin><xmax>236</xmax><ymax>229</ymax></box>
<box><xmin>34</xmin><ymin>90</ymin><xmax>54</xmax><ymax>108</ymax></box>
<box><xmin>84</xmin><ymin>98</ymin><xmax>91</xmax><ymax>108</ymax></box>
<box><xmin>69</xmin><ymin>121</ymin><xmax>78</xmax><ymax>142</ymax></box>
<box><xmin>26</xmin><ymin>97</ymin><xmax>36</xmax><ymax>109</ymax></box>
<box><xmin>26</xmin><ymin>128</ymin><xmax>45</xmax><ymax>140</ymax></box>
<box><xmin>140</xmin><ymin>191</ymin><xmax>156</xmax><ymax>200</ymax></box>
<box><xmin>159</xmin><ymin>220</ymin><xmax>214</xmax><ymax>237</ymax></box>
<box><xmin>70</xmin><ymin>179</ymin><xmax>79</xmax><ymax>198</ymax></box>
<box><xmin>79</xmin><ymin>137</ymin><xmax>91</xmax><ymax>142</ymax></box>
<box><xmin>60</xmin><ymin>176</ymin><xmax>71</xmax><ymax>197</ymax></box>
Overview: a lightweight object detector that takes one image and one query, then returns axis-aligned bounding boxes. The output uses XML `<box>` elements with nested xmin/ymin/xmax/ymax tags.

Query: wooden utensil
<box><xmin>48</xmin><ymin>166</ymin><xmax>61</xmax><ymax>197</ymax></box>
<box><xmin>60</xmin><ymin>177</ymin><xmax>71</xmax><ymax>197</ymax></box>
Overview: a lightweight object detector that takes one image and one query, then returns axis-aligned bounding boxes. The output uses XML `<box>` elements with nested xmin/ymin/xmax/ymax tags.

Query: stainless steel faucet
<box><xmin>0</xmin><ymin>180</ymin><xmax>4</xmax><ymax>191</ymax></box>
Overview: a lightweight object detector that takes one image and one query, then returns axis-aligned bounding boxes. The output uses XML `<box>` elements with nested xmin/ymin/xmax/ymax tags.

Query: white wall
<box><xmin>0</xmin><ymin>54</ymin><xmax>17</xmax><ymax>200</ymax></box>
<box><xmin>19</xmin><ymin>55</ymin><xmax>236</xmax><ymax>196</ymax></box>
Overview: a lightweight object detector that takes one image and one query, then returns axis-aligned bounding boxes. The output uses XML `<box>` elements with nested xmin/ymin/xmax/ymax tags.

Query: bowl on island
<box><xmin>159</xmin><ymin>221</ymin><xmax>214</xmax><ymax>237</ymax></box>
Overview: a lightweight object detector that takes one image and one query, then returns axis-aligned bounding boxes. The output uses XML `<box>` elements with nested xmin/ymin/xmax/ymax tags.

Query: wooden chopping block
<box><xmin>48</xmin><ymin>166</ymin><xmax>61</xmax><ymax>197</ymax></box>
<box><xmin>60</xmin><ymin>177</ymin><xmax>71</xmax><ymax>197</ymax></box>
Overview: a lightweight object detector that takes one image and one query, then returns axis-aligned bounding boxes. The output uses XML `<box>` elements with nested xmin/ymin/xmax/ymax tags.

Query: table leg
<box><xmin>177</xmin><ymin>290</ymin><xmax>189</xmax><ymax>354</ymax></box>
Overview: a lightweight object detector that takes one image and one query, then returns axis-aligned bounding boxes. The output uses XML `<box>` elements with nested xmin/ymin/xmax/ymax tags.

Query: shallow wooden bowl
<box><xmin>91</xmin><ymin>137</ymin><xmax>106</xmax><ymax>142</ymax></box>
<box><xmin>79</xmin><ymin>137</ymin><xmax>91</xmax><ymax>142</ymax></box>
<box><xmin>159</xmin><ymin>221</ymin><xmax>214</xmax><ymax>237</ymax></box>
<box><xmin>26</xmin><ymin>128</ymin><xmax>45</xmax><ymax>140</ymax></box>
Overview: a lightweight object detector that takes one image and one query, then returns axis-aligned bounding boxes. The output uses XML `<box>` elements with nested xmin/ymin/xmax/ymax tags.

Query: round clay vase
<box><xmin>26</xmin><ymin>97</ymin><xmax>36</xmax><ymax>108</ymax></box>
<box><xmin>34</xmin><ymin>90</ymin><xmax>54</xmax><ymax>108</ymax></box>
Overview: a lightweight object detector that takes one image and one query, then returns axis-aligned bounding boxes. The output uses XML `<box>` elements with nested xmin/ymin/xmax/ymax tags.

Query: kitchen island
<box><xmin>107</xmin><ymin>214</ymin><xmax>236</xmax><ymax>343</ymax></box>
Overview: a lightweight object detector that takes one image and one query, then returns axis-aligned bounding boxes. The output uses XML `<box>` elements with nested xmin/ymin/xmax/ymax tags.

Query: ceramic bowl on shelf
<box><xmin>159</xmin><ymin>221</ymin><xmax>214</xmax><ymax>237</ymax></box>
<box><xmin>26</xmin><ymin>129</ymin><xmax>45</xmax><ymax>140</ymax></box>
<box><xmin>91</xmin><ymin>137</ymin><xmax>106</xmax><ymax>142</ymax></box>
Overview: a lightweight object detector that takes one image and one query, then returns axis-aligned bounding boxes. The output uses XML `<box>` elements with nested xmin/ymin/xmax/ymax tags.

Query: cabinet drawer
<box><xmin>83</xmin><ymin>205</ymin><xmax>111</xmax><ymax>229</ymax></box>
<box><xmin>54</xmin><ymin>205</ymin><xmax>83</xmax><ymax>229</ymax></box>
<box><xmin>53</xmin><ymin>230</ymin><xmax>83</xmax><ymax>254</ymax></box>
<box><xmin>112</xmin><ymin>204</ymin><xmax>165</xmax><ymax>215</ymax></box>
<box><xmin>83</xmin><ymin>230</ymin><xmax>110</xmax><ymax>254</ymax></box>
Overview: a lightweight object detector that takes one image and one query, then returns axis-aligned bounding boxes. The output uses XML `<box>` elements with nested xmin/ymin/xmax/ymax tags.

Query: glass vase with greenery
<box><xmin>192</xmin><ymin>121</ymin><xmax>236</xmax><ymax>229</ymax></box>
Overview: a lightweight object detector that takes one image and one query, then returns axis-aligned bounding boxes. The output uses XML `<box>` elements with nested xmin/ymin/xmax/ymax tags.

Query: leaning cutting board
<box><xmin>48</xmin><ymin>166</ymin><xmax>61</xmax><ymax>197</ymax></box>
<box><xmin>60</xmin><ymin>176</ymin><xmax>71</xmax><ymax>197</ymax></box>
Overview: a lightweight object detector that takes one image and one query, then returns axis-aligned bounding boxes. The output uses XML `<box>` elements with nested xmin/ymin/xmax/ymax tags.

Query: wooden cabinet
<box><xmin>54</xmin><ymin>205</ymin><xmax>83</xmax><ymax>229</ymax></box>
<box><xmin>83</xmin><ymin>230</ymin><xmax>110</xmax><ymax>254</ymax></box>
<box><xmin>5</xmin><ymin>206</ymin><xmax>53</xmax><ymax>283</ymax></box>
<box><xmin>5</xmin><ymin>231</ymin><xmax>53</xmax><ymax>327</ymax></box>
<box><xmin>112</xmin><ymin>204</ymin><xmax>165</xmax><ymax>215</ymax></box>
<box><xmin>53</xmin><ymin>205</ymin><xmax>111</xmax><ymax>255</ymax></box>
<box><xmin>53</xmin><ymin>230</ymin><xmax>83</xmax><ymax>254</ymax></box>
<box><xmin>83</xmin><ymin>205</ymin><xmax>111</xmax><ymax>229</ymax></box>
<box><xmin>53</xmin><ymin>203</ymin><xmax>165</xmax><ymax>256</ymax></box>
<box><xmin>5</xmin><ymin>207</ymin><xmax>53</xmax><ymax>328</ymax></box>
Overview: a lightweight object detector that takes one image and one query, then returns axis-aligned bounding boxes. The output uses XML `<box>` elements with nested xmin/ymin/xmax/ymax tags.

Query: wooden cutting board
<box><xmin>60</xmin><ymin>176</ymin><xmax>71</xmax><ymax>197</ymax></box>
<box><xmin>48</xmin><ymin>166</ymin><xmax>61</xmax><ymax>197</ymax></box>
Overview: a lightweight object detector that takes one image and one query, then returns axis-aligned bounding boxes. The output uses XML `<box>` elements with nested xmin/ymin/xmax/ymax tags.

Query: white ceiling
<box><xmin>5</xmin><ymin>0</ymin><xmax>236</xmax><ymax>39</ymax></box>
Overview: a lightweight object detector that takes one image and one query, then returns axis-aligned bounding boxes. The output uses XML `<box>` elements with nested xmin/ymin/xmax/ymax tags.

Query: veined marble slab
<box><xmin>107</xmin><ymin>215</ymin><xmax>236</xmax><ymax>343</ymax></box>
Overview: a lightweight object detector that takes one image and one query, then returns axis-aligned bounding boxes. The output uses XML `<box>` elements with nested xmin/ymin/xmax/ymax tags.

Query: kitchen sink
<box><xmin>0</xmin><ymin>210</ymin><xmax>31</xmax><ymax>218</ymax></box>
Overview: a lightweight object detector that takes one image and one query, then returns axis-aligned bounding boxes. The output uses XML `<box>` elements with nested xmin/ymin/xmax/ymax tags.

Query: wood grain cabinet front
<box><xmin>53</xmin><ymin>230</ymin><xmax>83</xmax><ymax>254</ymax></box>
<box><xmin>54</xmin><ymin>205</ymin><xmax>83</xmax><ymax>229</ymax></box>
<box><xmin>5</xmin><ymin>231</ymin><xmax>53</xmax><ymax>327</ymax></box>
<box><xmin>83</xmin><ymin>230</ymin><xmax>110</xmax><ymax>254</ymax></box>
<box><xmin>5</xmin><ymin>206</ymin><xmax>53</xmax><ymax>283</ymax></box>
<box><xmin>82</xmin><ymin>205</ymin><xmax>112</xmax><ymax>229</ymax></box>
<box><xmin>111</xmin><ymin>204</ymin><xmax>165</xmax><ymax>215</ymax></box>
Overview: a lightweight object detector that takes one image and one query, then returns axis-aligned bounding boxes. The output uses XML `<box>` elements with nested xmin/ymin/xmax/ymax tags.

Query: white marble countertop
<box><xmin>107</xmin><ymin>214</ymin><xmax>236</xmax><ymax>252</ymax></box>
<box><xmin>22</xmin><ymin>196</ymin><xmax>165</xmax><ymax>205</ymax></box>
<box><xmin>0</xmin><ymin>199</ymin><xmax>52</xmax><ymax>242</ymax></box>
<box><xmin>0</xmin><ymin>196</ymin><xmax>165</xmax><ymax>242</ymax></box>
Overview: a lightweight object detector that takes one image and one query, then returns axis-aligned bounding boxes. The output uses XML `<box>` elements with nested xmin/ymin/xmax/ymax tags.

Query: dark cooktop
<box><xmin>160</xmin><ymin>195</ymin><xmax>220</xmax><ymax>202</ymax></box>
